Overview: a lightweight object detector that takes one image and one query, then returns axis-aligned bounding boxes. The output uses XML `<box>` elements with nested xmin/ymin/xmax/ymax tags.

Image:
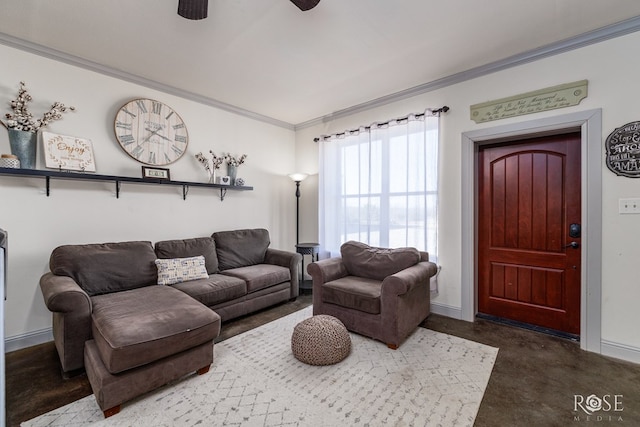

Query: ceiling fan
<box><xmin>178</xmin><ymin>0</ymin><xmax>320</xmax><ymax>20</ymax></box>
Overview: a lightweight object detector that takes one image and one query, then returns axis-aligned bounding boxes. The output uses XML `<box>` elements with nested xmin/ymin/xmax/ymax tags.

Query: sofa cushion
<box><xmin>171</xmin><ymin>274</ymin><xmax>247</xmax><ymax>306</ymax></box>
<box><xmin>323</xmin><ymin>276</ymin><xmax>382</xmax><ymax>314</ymax></box>
<box><xmin>213</xmin><ymin>228</ymin><xmax>270</xmax><ymax>270</ymax></box>
<box><xmin>155</xmin><ymin>256</ymin><xmax>209</xmax><ymax>285</ymax></box>
<box><xmin>154</xmin><ymin>237</ymin><xmax>218</xmax><ymax>274</ymax></box>
<box><xmin>221</xmin><ymin>264</ymin><xmax>290</xmax><ymax>293</ymax></box>
<box><xmin>340</xmin><ymin>241</ymin><xmax>420</xmax><ymax>281</ymax></box>
<box><xmin>50</xmin><ymin>241</ymin><xmax>157</xmax><ymax>296</ymax></box>
<box><xmin>91</xmin><ymin>285</ymin><xmax>220</xmax><ymax>374</ymax></box>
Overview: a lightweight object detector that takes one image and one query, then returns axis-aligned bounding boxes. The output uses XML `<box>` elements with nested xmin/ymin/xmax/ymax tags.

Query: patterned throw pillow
<box><xmin>155</xmin><ymin>255</ymin><xmax>209</xmax><ymax>285</ymax></box>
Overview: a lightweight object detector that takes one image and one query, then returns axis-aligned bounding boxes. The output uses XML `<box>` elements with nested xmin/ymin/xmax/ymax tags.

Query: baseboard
<box><xmin>430</xmin><ymin>301</ymin><xmax>463</xmax><ymax>320</ymax></box>
<box><xmin>601</xmin><ymin>339</ymin><xmax>640</xmax><ymax>364</ymax></box>
<box><xmin>4</xmin><ymin>327</ymin><xmax>53</xmax><ymax>353</ymax></box>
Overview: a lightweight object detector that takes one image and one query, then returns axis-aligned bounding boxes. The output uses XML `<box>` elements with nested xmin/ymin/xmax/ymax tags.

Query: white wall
<box><xmin>295</xmin><ymin>31</ymin><xmax>640</xmax><ymax>361</ymax></box>
<box><xmin>0</xmin><ymin>44</ymin><xmax>297</xmax><ymax>347</ymax></box>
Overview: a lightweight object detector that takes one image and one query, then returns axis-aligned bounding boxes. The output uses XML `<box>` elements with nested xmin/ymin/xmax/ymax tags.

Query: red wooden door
<box><xmin>478</xmin><ymin>133</ymin><xmax>581</xmax><ymax>335</ymax></box>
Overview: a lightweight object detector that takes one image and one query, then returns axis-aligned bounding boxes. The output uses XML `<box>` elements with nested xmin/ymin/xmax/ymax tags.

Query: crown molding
<box><xmin>0</xmin><ymin>32</ymin><xmax>295</xmax><ymax>131</ymax></box>
<box><xmin>3</xmin><ymin>15</ymin><xmax>640</xmax><ymax>133</ymax></box>
<box><xmin>294</xmin><ymin>15</ymin><xmax>640</xmax><ymax>130</ymax></box>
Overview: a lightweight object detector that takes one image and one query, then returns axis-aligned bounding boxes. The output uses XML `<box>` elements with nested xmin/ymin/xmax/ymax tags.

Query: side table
<box><xmin>295</xmin><ymin>243</ymin><xmax>320</xmax><ymax>294</ymax></box>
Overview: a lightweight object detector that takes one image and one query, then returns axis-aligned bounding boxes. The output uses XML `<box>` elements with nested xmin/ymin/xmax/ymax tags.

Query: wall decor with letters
<box><xmin>42</xmin><ymin>132</ymin><xmax>96</xmax><ymax>172</ymax></box>
<box><xmin>605</xmin><ymin>121</ymin><xmax>640</xmax><ymax>178</ymax></box>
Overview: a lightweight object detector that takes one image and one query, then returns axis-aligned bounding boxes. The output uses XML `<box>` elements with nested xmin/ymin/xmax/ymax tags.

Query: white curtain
<box><xmin>318</xmin><ymin>111</ymin><xmax>439</xmax><ymax>262</ymax></box>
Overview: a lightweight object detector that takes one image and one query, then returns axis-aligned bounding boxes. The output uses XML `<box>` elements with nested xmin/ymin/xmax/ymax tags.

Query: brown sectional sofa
<box><xmin>40</xmin><ymin>228</ymin><xmax>302</xmax><ymax>374</ymax></box>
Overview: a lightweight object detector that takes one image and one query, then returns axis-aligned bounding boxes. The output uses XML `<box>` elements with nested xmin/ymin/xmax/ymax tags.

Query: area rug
<box><xmin>23</xmin><ymin>307</ymin><xmax>498</xmax><ymax>427</ymax></box>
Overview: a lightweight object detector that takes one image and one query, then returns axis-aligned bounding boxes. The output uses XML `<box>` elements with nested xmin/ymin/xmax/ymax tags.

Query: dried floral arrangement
<box><xmin>224</xmin><ymin>153</ymin><xmax>247</xmax><ymax>166</ymax></box>
<box><xmin>195</xmin><ymin>150</ymin><xmax>225</xmax><ymax>174</ymax></box>
<box><xmin>1</xmin><ymin>81</ymin><xmax>75</xmax><ymax>132</ymax></box>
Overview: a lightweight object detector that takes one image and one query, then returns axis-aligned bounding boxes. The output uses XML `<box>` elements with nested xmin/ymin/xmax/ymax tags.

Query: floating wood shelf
<box><xmin>0</xmin><ymin>167</ymin><xmax>253</xmax><ymax>201</ymax></box>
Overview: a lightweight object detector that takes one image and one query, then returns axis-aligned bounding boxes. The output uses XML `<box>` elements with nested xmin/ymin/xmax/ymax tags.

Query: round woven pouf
<box><xmin>291</xmin><ymin>315</ymin><xmax>351</xmax><ymax>366</ymax></box>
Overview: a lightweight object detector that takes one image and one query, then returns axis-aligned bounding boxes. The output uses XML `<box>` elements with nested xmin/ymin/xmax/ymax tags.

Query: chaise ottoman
<box><xmin>84</xmin><ymin>285</ymin><xmax>221</xmax><ymax>417</ymax></box>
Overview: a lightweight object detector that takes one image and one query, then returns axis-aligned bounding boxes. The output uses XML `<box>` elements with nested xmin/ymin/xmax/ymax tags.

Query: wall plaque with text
<box><xmin>470</xmin><ymin>80</ymin><xmax>588</xmax><ymax>123</ymax></box>
<box><xmin>605</xmin><ymin>121</ymin><xmax>640</xmax><ymax>178</ymax></box>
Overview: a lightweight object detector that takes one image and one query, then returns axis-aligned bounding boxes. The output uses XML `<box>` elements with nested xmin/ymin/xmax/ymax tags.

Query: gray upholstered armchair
<box><xmin>308</xmin><ymin>241</ymin><xmax>438</xmax><ymax>349</ymax></box>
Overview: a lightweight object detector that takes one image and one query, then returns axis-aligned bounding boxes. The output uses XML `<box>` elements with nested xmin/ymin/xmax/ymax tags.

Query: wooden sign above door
<box><xmin>605</xmin><ymin>121</ymin><xmax>640</xmax><ymax>178</ymax></box>
<box><xmin>470</xmin><ymin>80</ymin><xmax>588</xmax><ymax>124</ymax></box>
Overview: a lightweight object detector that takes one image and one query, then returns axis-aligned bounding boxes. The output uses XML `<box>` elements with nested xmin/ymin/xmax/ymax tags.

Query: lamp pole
<box><xmin>288</xmin><ymin>173</ymin><xmax>308</xmax><ymax>246</ymax></box>
<box><xmin>294</xmin><ymin>180</ymin><xmax>301</xmax><ymax>245</ymax></box>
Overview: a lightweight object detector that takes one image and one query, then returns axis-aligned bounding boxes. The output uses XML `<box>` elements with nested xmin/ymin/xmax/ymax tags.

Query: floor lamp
<box><xmin>288</xmin><ymin>173</ymin><xmax>308</xmax><ymax>245</ymax></box>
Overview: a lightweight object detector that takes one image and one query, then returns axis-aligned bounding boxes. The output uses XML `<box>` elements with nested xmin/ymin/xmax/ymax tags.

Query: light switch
<box><xmin>619</xmin><ymin>198</ymin><xmax>640</xmax><ymax>214</ymax></box>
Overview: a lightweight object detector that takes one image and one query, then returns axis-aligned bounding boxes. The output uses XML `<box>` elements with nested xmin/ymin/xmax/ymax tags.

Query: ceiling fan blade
<box><xmin>290</xmin><ymin>0</ymin><xmax>321</xmax><ymax>11</ymax></box>
<box><xmin>178</xmin><ymin>0</ymin><xmax>208</xmax><ymax>20</ymax></box>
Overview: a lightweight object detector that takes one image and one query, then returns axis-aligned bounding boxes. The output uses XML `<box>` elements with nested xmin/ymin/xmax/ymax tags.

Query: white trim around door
<box><xmin>461</xmin><ymin>109</ymin><xmax>602</xmax><ymax>353</ymax></box>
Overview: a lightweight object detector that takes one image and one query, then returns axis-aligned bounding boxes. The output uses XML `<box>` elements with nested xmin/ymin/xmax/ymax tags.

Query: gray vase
<box><xmin>227</xmin><ymin>164</ymin><xmax>237</xmax><ymax>185</ymax></box>
<box><xmin>8</xmin><ymin>129</ymin><xmax>37</xmax><ymax>169</ymax></box>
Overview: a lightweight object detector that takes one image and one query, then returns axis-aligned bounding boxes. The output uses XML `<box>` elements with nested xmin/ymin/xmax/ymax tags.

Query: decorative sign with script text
<box><xmin>605</xmin><ymin>121</ymin><xmax>640</xmax><ymax>178</ymax></box>
<box><xmin>43</xmin><ymin>132</ymin><xmax>96</xmax><ymax>172</ymax></box>
<box><xmin>470</xmin><ymin>80</ymin><xmax>588</xmax><ymax>123</ymax></box>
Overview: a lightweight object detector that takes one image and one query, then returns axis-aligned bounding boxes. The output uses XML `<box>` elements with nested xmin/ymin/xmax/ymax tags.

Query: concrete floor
<box><xmin>6</xmin><ymin>295</ymin><xmax>640</xmax><ymax>426</ymax></box>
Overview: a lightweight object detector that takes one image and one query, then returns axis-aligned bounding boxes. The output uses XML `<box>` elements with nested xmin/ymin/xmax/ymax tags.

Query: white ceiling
<box><xmin>2</xmin><ymin>0</ymin><xmax>640</xmax><ymax>127</ymax></box>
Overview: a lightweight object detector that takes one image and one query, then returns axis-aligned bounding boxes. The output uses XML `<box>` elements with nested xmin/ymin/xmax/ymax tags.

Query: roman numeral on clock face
<box><xmin>172</xmin><ymin>123</ymin><xmax>185</xmax><ymax>130</ymax></box>
<box><xmin>174</xmin><ymin>135</ymin><xmax>187</xmax><ymax>143</ymax></box>
<box><xmin>131</xmin><ymin>145</ymin><xmax>144</xmax><ymax>159</ymax></box>
<box><xmin>115</xmin><ymin>121</ymin><xmax>132</xmax><ymax>130</ymax></box>
<box><xmin>148</xmin><ymin>152</ymin><xmax>156</xmax><ymax>164</ymax></box>
<box><xmin>165</xmin><ymin>111</ymin><xmax>174</xmax><ymax>120</ymax></box>
<box><xmin>119</xmin><ymin>134</ymin><xmax>135</xmax><ymax>145</ymax></box>
<box><xmin>122</xmin><ymin>108</ymin><xmax>136</xmax><ymax>118</ymax></box>
<box><xmin>152</xmin><ymin>101</ymin><xmax>162</xmax><ymax>115</ymax></box>
<box><xmin>171</xmin><ymin>145</ymin><xmax>184</xmax><ymax>156</ymax></box>
<box><xmin>136</xmin><ymin>100</ymin><xmax>148</xmax><ymax>113</ymax></box>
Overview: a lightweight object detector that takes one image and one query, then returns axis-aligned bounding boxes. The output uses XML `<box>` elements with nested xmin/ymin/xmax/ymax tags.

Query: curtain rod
<box><xmin>313</xmin><ymin>106</ymin><xmax>449</xmax><ymax>142</ymax></box>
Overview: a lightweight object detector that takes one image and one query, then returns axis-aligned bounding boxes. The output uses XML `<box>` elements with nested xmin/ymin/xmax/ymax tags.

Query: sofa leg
<box><xmin>197</xmin><ymin>365</ymin><xmax>211</xmax><ymax>375</ymax></box>
<box><xmin>387</xmin><ymin>343</ymin><xmax>398</xmax><ymax>350</ymax></box>
<box><xmin>103</xmin><ymin>405</ymin><xmax>121</xmax><ymax>418</ymax></box>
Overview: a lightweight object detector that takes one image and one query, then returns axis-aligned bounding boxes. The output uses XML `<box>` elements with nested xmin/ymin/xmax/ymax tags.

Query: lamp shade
<box><xmin>288</xmin><ymin>173</ymin><xmax>309</xmax><ymax>182</ymax></box>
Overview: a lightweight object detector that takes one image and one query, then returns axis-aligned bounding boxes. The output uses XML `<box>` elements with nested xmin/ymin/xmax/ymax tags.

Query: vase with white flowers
<box><xmin>224</xmin><ymin>153</ymin><xmax>246</xmax><ymax>185</ymax></box>
<box><xmin>1</xmin><ymin>81</ymin><xmax>75</xmax><ymax>169</ymax></box>
<box><xmin>195</xmin><ymin>150</ymin><xmax>224</xmax><ymax>183</ymax></box>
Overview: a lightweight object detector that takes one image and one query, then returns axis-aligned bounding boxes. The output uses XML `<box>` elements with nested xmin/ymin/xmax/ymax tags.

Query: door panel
<box><xmin>478</xmin><ymin>133</ymin><xmax>581</xmax><ymax>334</ymax></box>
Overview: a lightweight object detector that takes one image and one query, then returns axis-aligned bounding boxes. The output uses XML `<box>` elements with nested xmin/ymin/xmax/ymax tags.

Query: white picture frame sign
<box><xmin>42</xmin><ymin>132</ymin><xmax>96</xmax><ymax>172</ymax></box>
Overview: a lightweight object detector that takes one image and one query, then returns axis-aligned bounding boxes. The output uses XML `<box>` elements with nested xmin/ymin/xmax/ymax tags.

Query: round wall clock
<box><xmin>114</xmin><ymin>98</ymin><xmax>189</xmax><ymax>166</ymax></box>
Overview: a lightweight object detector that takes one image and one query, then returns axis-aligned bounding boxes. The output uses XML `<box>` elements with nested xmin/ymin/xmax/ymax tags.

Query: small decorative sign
<box><xmin>605</xmin><ymin>121</ymin><xmax>640</xmax><ymax>178</ymax></box>
<box><xmin>43</xmin><ymin>132</ymin><xmax>96</xmax><ymax>172</ymax></box>
<box><xmin>216</xmin><ymin>176</ymin><xmax>230</xmax><ymax>185</ymax></box>
<box><xmin>470</xmin><ymin>80</ymin><xmax>588</xmax><ymax>123</ymax></box>
<box><xmin>142</xmin><ymin>166</ymin><xmax>171</xmax><ymax>180</ymax></box>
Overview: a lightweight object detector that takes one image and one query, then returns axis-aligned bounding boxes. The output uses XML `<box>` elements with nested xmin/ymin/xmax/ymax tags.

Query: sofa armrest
<box><xmin>264</xmin><ymin>248</ymin><xmax>303</xmax><ymax>298</ymax></box>
<box><xmin>40</xmin><ymin>272</ymin><xmax>92</xmax><ymax>314</ymax></box>
<box><xmin>40</xmin><ymin>272</ymin><xmax>93</xmax><ymax>372</ymax></box>
<box><xmin>381</xmin><ymin>261</ymin><xmax>438</xmax><ymax>297</ymax></box>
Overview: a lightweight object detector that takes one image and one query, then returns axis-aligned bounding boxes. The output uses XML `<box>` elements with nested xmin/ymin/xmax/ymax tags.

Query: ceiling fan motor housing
<box><xmin>178</xmin><ymin>0</ymin><xmax>208</xmax><ymax>20</ymax></box>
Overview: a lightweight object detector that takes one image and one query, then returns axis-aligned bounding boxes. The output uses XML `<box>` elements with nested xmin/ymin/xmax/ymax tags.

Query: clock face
<box><xmin>114</xmin><ymin>98</ymin><xmax>189</xmax><ymax>166</ymax></box>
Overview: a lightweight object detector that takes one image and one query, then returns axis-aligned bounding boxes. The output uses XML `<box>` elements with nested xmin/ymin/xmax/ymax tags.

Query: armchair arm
<box><xmin>308</xmin><ymin>257</ymin><xmax>349</xmax><ymax>314</ymax></box>
<box><xmin>381</xmin><ymin>261</ymin><xmax>438</xmax><ymax>297</ymax></box>
<box><xmin>307</xmin><ymin>257</ymin><xmax>349</xmax><ymax>284</ymax></box>
<box><xmin>264</xmin><ymin>248</ymin><xmax>303</xmax><ymax>297</ymax></box>
<box><xmin>40</xmin><ymin>272</ymin><xmax>92</xmax><ymax>314</ymax></box>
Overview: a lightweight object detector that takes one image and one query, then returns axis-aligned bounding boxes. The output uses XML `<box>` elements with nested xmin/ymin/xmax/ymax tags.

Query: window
<box><xmin>318</xmin><ymin>111</ymin><xmax>439</xmax><ymax>261</ymax></box>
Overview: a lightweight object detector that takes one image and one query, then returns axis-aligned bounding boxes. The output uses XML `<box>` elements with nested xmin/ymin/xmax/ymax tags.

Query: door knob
<box><xmin>565</xmin><ymin>242</ymin><xmax>579</xmax><ymax>249</ymax></box>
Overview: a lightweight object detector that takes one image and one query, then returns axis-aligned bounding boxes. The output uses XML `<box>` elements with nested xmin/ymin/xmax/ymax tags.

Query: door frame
<box><xmin>461</xmin><ymin>109</ymin><xmax>602</xmax><ymax>353</ymax></box>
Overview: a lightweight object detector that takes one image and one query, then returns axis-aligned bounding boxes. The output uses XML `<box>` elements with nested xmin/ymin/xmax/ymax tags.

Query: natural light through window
<box><xmin>318</xmin><ymin>111</ymin><xmax>439</xmax><ymax>261</ymax></box>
